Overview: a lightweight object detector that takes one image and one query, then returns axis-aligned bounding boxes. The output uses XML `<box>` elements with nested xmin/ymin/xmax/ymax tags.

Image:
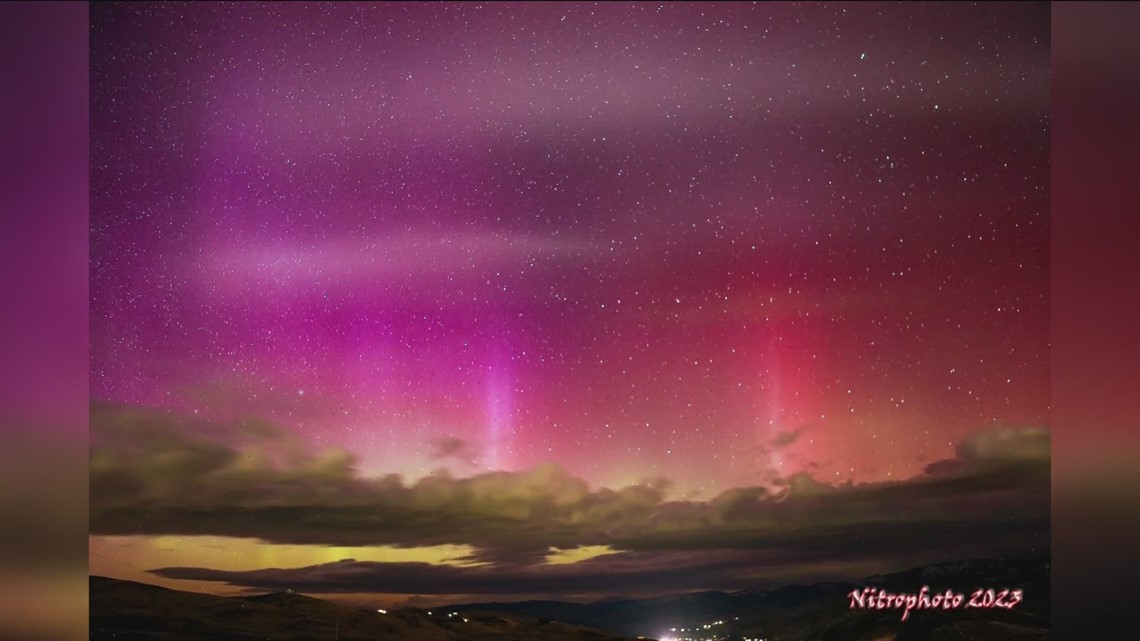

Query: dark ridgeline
<box><xmin>90</xmin><ymin>558</ymin><xmax>1048</xmax><ymax>641</ymax></box>
<box><xmin>444</xmin><ymin>558</ymin><xmax>1051</xmax><ymax>641</ymax></box>
<box><xmin>89</xmin><ymin>576</ymin><xmax>645</xmax><ymax>641</ymax></box>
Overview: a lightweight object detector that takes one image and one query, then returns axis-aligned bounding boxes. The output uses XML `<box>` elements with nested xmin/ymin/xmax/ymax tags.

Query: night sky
<box><xmin>89</xmin><ymin>2</ymin><xmax>1051</xmax><ymax>606</ymax></box>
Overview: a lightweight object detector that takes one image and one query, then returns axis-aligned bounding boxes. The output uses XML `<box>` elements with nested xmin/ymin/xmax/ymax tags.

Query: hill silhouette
<box><xmin>445</xmin><ymin>558</ymin><xmax>1051</xmax><ymax>641</ymax></box>
<box><xmin>89</xmin><ymin>576</ymin><xmax>646</xmax><ymax>641</ymax></box>
<box><xmin>91</xmin><ymin>558</ymin><xmax>1048</xmax><ymax>641</ymax></box>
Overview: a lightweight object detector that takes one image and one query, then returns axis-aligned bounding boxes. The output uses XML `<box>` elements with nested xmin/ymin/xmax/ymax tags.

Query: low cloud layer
<box><xmin>90</xmin><ymin>401</ymin><xmax>1049</xmax><ymax>595</ymax></box>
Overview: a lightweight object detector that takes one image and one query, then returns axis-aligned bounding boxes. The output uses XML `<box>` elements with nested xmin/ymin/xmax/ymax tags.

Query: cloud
<box><xmin>921</xmin><ymin>426</ymin><xmax>1050</xmax><ymax>479</ymax></box>
<box><xmin>149</xmin><ymin>514</ymin><xmax>1047</xmax><ymax>597</ymax></box>
<box><xmin>90</xmin><ymin>402</ymin><xmax>1049</xmax><ymax>595</ymax></box>
<box><xmin>429</xmin><ymin>436</ymin><xmax>481</xmax><ymax>469</ymax></box>
<box><xmin>203</xmin><ymin>2</ymin><xmax>1046</xmax><ymax>157</ymax></box>
<box><xmin>150</xmin><ymin>548</ymin><xmax>820</xmax><ymax>596</ymax></box>
<box><xmin>196</xmin><ymin>232</ymin><xmax>599</xmax><ymax>298</ymax></box>
<box><xmin>771</xmin><ymin>429</ymin><xmax>803</xmax><ymax>448</ymax></box>
<box><xmin>957</xmin><ymin>426</ymin><xmax>1050</xmax><ymax>464</ymax></box>
<box><xmin>430</xmin><ymin>437</ymin><xmax>468</xmax><ymax>460</ymax></box>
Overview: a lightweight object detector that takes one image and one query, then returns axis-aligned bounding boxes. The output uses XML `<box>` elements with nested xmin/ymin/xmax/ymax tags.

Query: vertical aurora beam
<box><xmin>762</xmin><ymin>343</ymin><xmax>784</xmax><ymax>475</ymax></box>
<box><xmin>484</xmin><ymin>343</ymin><xmax>513</xmax><ymax>472</ymax></box>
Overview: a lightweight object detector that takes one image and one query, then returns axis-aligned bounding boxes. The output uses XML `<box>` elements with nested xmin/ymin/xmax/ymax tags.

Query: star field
<box><xmin>90</xmin><ymin>2</ymin><xmax>1049</xmax><ymax>498</ymax></box>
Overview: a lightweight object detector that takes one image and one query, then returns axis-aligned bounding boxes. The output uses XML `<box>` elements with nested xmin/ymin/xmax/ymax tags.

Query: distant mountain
<box><xmin>89</xmin><ymin>576</ymin><xmax>646</xmax><ymax>641</ymax></box>
<box><xmin>444</xmin><ymin>558</ymin><xmax>1050</xmax><ymax>641</ymax></box>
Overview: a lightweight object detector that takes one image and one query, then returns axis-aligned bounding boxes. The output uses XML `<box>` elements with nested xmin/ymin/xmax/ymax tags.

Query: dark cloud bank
<box><xmin>90</xmin><ymin>402</ymin><xmax>1049</xmax><ymax>597</ymax></box>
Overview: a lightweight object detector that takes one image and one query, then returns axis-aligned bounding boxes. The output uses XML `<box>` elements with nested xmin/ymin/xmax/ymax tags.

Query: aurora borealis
<box><xmin>89</xmin><ymin>2</ymin><xmax>1051</xmax><ymax>606</ymax></box>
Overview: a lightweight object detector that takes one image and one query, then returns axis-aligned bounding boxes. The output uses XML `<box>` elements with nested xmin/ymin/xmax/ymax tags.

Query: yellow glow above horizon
<box><xmin>89</xmin><ymin>535</ymin><xmax>482</xmax><ymax>595</ymax></box>
<box><xmin>544</xmin><ymin>545</ymin><xmax>618</xmax><ymax>565</ymax></box>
